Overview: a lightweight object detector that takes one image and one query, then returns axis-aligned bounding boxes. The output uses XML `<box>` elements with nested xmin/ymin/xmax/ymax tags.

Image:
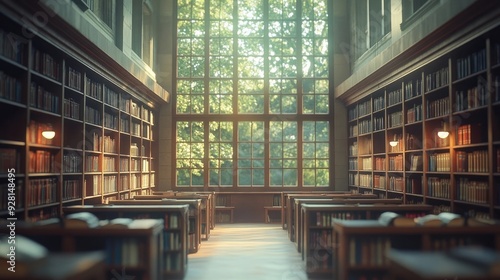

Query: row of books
<box><xmin>84</xmin><ymin>175</ymin><xmax>102</xmax><ymax>196</ymax></box>
<box><xmin>62</xmin><ymin>179</ymin><xmax>81</xmax><ymax>200</ymax></box>
<box><xmin>131</xmin><ymin>121</ymin><xmax>141</xmax><ymax>137</ymax></box>
<box><xmin>102</xmin><ymin>135</ymin><xmax>116</xmax><ymax>153</ymax></box>
<box><xmin>425</xmin><ymin>66</ymin><xmax>449</xmax><ymax>92</ymax></box>
<box><xmin>373</xmin><ymin>96</ymin><xmax>385</xmax><ymax>112</ymax></box>
<box><xmin>131</xmin><ymin>158</ymin><xmax>141</xmax><ymax>171</ymax></box>
<box><xmin>103</xmin><ymin>175</ymin><xmax>117</xmax><ymax>193</ymax></box>
<box><xmin>456</xmin><ymin>178</ymin><xmax>488</xmax><ymax>204</ymax></box>
<box><xmin>405</xmin><ymin>79</ymin><xmax>423</xmax><ymax>99</ymax></box>
<box><xmin>456</xmin><ymin>47</ymin><xmax>487</xmax><ymax>80</ymax></box>
<box><xmin>32</xmin><ymin>48</ymin><xmax>60</xmax><ymax>81</ymax></box>
<box><xmin>454</xmin><ymin>80</ymin><xmax>488</xmax><ymax>111</ymax></box>
<box><xmin>387</xmin><ymin>111</ymin><xmax>403</xmax><ymax>128</ymax></box>
<box><xmin>427</xmin><ymin>177</ymin><xmax>451</xmax><ymax>199</ymax></box>
<box><xmin>0</xmin><ymin>28</ymin><xmax>25</xmax><ymax>64</ymax></box>
<box><xmin>164</xmin><ymin>213</ymin><xmax>180</xmax><ymax>229</ymax></box>
<box><xmin>67</xmin><ymin>67</ymin><xmax>82</xmax><ymax>91</ymax></box>
<box><xmin>374</xmin><ymin>157</ymin><xmax>385</xmax><ymax>171</ymax></box>
<box><xmin>164</xmin><ymin>232</ymin><xmax>182</xmax><ymax>250</ymax></box>
<box><xmin>373</xmin><ymin>116</ymin><xmax>384</xmax><ymax>131</ymax></box>
<box><xmin>29</xmin><ymin>150</ymin><xmax>55</xmax><ymax>173</ymax></box>
<box><xmin>62</xmin><ymin>152</ymin><xmax>82</xmax><ymax>173</ymax></box>
<box><xmin>316</xmin><ymin>212</ymin><xmax>365</xmax><ymax>227</ymax></box>
<box><xmin>361</xmin><ymin>157</ymin><xmax>372</xmax><ymax>171</ymax></box>
<box><xmin>405</xmin><ymin>177</ymin><xmax>422</xmax><ymax>194</ymax></box>
<box><xmin>373</xmin><ymin>175</ymin><xmax>386</xmax><ymax>189</ymax></box>
<box><xmin>406</xmin><ymin>103</ymin><xmax>422</xmax><ymax>123</ymax></box>
<box><xmin>348</xmin><ymin>173</ymin><xmax>358</xmax><ymax>185</ymax></box>
<box><xmin>103</xmin><ymin>112</ymin><xmax>118</xmax><ymax>130</ymax></box>
<box><xmin>348</xmin><ymin>237</ymin><xmax>391</xmax><ymax>266</ymax></box>
<box><xmin>359</xmin><ymin>174</ymin><xmax>372</xmax><ymax>188</ymax></box>
<box><xmin>85</xmin><ymin>77</ymin><xmax>103</xmax><ymax>101</ymax></box>
<box><xmin>388</xmin><ymin>176</ymin><xmax>404</xmax><ymax>192</ymax></box>
<box><xmin>387</xmin><ymin>88</ymin><xmax>402</xmax><ymax>106</ymax></box>
<box><xmin>120</xmin><ymin>174</ymin><xmax>129</xmax><ymax>190</ymax></box>
<box><xmin>456</xmin><ymin>123</ymin><xmax>486</xmax><ymax>146</ymax></box>
<box><xmin>388</xmin><ymin>155</ymin><xmax>403</xmax><ymax>171</ymax></box>
<box><xmin>356</xmin><ymin>99</ymin><xmax>371</xmax><ymax>117</ymax></box>
<box><xmin>405</xmin><ymin>133</ymin><xmax>420</xmax><ymax>150</ymax></box>
<box><xmin>63</xmin><ymin>98</ymin><xmax>80</xmax><ymax>120</ymax></box>
<box><xmin>130</xmin><ymin>143</ymin><xmax>146</xmax><ymax>157</ymax></box>
<box><xmin>27</xmin><ymin>178</ymin><xmax>57</xmax><ymax>206</ymax></box>
<box><xmin>308</xmin><ymin>229</ymin><xmax>332</xmax><ymax>250</ymax></box>
<box><xmin>456</xmin><ymin>150</ymin><xmax>489</xmax><ymax>173</ymax></box>
<box><xmin>120</xmin><ymin>116</ymin><xmax>129</xmax><ymax>133</ymax></box>
<box><xmin>164</xmin><ymin>253</ymin><xmax>183</xmax><ymax>272</ymax></box>
<box><xmin>105</xmin><ymin>238</ymin><xmax>144</xmax><ymax>266</ymax></box>
<box><xmin>131</xmin><ymin>101</ymin><xmax>141</xmax><ymax>118</ymax></box>
<box><xmin>85</xmin><ymin>105</ymin><xmax>101</xmax><ymax>126</ymax></box>
<box><xmin>120</xmin><ymin>158</ymin><xmax>129</xmax><ymax>172</ymax></box>
<box><xmin>103</xmin><ymin>87</ymin><xmax>118</xmax><ymax>108</ymax></box>
<box><xmin>103</xmin><ymin>156</ymin><xmax>116</xmax><ymax>172</ymax></box>
<box><xmin>408</xmin><ymin>154</ymin><xmax>423</xmax><ymax>171</ymax></box>
<box><xmin>85</xmin><ymin>155</ymin><xmax>100</xmax><ymax>172</ymax></box>
<box><xmin>426</xmin><ymin>96</ymin><xmax>450</xmax><ymax>118</ymax></box>
<box><xmin>30</xmin><ymin>82</ymin><xmax>60</xmax><ymax>114</ymax></box>
<box><xmin>141</xmin><ymin>173</ymin><xmax>150</xmax><ymax>186</ymax></box>
<box><xmin>131</xmin><ymin>174</ymin><xmax>140</xmax><ymax>189</ymax></box>
<box><xmin>0</xmin><ymin>71</ymin><xmax>22</xmax><ymax>103</ymax></box>
<box><xmin>428</xmin><ymin>152</ymin><xmax>451</xmax><ymax>172</ymax></box>
<box><xmin>349</xmin><ymin>124</ymin><xmax>358</xmax><ymax>137</ymax></box>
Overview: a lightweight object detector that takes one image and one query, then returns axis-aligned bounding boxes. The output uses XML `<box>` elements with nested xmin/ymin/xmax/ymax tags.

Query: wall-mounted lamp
<box><xmin>389</xmin><ymin>135</ymin><xmax>399</xmax><ymax>147</ymax></box>
<box><xmin>42</xmin><ymin>124</ymin><xmax>55</xmax><ymax>140</ymax></box>
<box><xmin>437</xmin><ymin>122</ymin><xmax>449</xmax><ymax>139</ymax></box>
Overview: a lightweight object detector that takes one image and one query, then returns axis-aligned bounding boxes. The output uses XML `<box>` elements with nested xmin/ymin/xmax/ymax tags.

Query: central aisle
<box><xmin>183</xmin><ymin>223</ymin><xmax>309</xmax><ymax>280</ymax></box>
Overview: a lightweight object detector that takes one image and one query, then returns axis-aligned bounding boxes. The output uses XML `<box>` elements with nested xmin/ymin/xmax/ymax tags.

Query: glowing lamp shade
<box><xmin>437</xmin><ymin>121</ymin><xmax>449</xmax><ymax>139</ymax></box>
<box><xmin>42</xmin><ymin>130</ymin><xmax>55</xmax><ymax>140</ymax></box>
<box><xmin>389</xmin><ymin>135</ymin><xmax>398</xmax><ymax>147</ymax></box>
<box><xmin>437</xmin><ymin>131</ymin><xmax>449</xmax><ymax>139</ymax></box>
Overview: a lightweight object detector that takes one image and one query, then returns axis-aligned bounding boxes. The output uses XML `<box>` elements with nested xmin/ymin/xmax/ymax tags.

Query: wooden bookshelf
<box><xmin>344</xmin><ymin>23</ymin><xmax>500</xmax><ymax>219</ymax></box>
<box><xmin>332</xmin><ymin>219</ymin><xmax>500</xmax><ymax>280</ymax></box>
<box><xmin>137</xmin><ymin>192</ymin><xmax>212</xmax><ymax>240</ymax></box>
<box><xmin>285</xmin><ymin>193</ymin><xmax>377</xmax><ymax>242</ymax></box>
<box><xmin>62</xmin><ymin>204</ymin><xmax>189</xmax><ymax>279</ymax></box>
<box><xmin>0</xmin><ymin>0</ymin><xmax>162</xmax><ymax>222</ymax></box>
<box><xmin>109</xmin><ymin>198</ymin><xmax>202</xmax><ymax>253</ymax></box>
<box><xmin>10</xmin><ymin>219</ymin><xmax>163</xmax><ymax>280</ymax></box>
<box><xmin>294</xmin><ymin>198</ymin><xmax>402</xmax><ymax>254</ymax></box>
<box><xmin>301</xmin><ymin>204</ymin><xmax>434</xmax><ymax>278</ymax></box>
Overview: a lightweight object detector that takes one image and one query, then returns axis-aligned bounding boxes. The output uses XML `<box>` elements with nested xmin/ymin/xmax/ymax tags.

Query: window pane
<box><xmin>175</xmin><ymin>0</ymin><xmax>331</xmax><ymax>188</ymax></box>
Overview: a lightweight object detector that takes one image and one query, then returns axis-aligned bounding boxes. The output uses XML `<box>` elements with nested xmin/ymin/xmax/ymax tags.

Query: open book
<box><xmin>378</xmin><ymin>211</ymin><xmax>416</xmax><ymax>227</ymax></box>
<box><xmin>100</xmin><ymin>217</ymin><xmax>134</xmax><ymax>229</ymax></box>
<box><xmin>414</xmin><ymin>212</ymin><xmax>465</xmax><ymax>227</ymax></box>
<box><xmin>64</xmin><ymin>212</ymin><xmax>100</xmax><ymax>228</ymax></box>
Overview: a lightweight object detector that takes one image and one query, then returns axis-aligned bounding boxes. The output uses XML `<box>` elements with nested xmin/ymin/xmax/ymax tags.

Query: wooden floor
<box><xmin>184</xmin><ymin>223</ymin><xmax>309</xmax><ymax>280</ymax></box>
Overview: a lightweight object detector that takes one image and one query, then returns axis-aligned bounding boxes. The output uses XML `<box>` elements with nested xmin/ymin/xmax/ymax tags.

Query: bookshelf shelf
<box><xmin>0</xmin><ymin>4</ymin><xmax>162</xmax><ymax>221</ymax></box>
<box><xmin>345</xmin><ymin>24</ymin><xmax>500</xmax><ymax>218</ymax></box>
